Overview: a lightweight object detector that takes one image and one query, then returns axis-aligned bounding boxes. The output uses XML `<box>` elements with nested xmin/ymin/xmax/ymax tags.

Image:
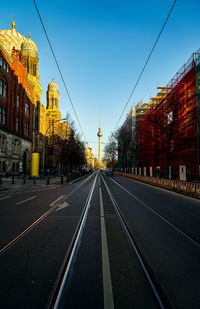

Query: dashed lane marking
<box><xmin>0</xmin><ymin>195</ymin><xmax>11</xmax><ymax>201</ymax></box>
<box><xmin>16</xmin><ymin>196</ymin><xmax>37</xmax><ymax>205</ymax></box>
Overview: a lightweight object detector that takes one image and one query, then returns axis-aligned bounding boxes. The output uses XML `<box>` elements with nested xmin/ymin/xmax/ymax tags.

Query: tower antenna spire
<box><xmin>97</xmin><ymin>112</ymin><xmax>103</xmax><ymax>161</ymax></box>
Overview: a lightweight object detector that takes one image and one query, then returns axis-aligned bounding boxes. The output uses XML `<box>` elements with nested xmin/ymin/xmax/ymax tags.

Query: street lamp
<box><xmin>42</xmin><ymin>118</ymin><xmax>67</xmax><ymax>176</ymax></box>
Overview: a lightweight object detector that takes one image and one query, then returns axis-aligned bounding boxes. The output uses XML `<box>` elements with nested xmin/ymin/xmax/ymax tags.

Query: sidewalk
<box><xmin>0</xmin><ymin>176</ymin><xmax>62</xmax><ymax>192</ymax></box>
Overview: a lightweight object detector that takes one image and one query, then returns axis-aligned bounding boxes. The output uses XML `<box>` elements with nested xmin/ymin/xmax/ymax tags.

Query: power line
<box><xmin>33</xmin><ymin>0</ymin><xmax>87</xmax><ymax>144</ymax></box>
<box><xmin>114</xmin><ymin>0</ymin><xmax>177</xmax><ymax>131</ymax></box>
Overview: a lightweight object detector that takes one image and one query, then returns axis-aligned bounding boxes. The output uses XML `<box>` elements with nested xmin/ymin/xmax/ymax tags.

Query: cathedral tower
<box><xmin>46</xmin><ymin>78</ymin><xmax>59</xmax><ymax>110</ymax></box>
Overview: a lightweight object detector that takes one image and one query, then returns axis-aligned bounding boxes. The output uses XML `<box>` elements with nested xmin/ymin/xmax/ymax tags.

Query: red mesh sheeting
<box><xmin>139</xmin><ymin>62</ymin><xmax>198</xmax><ymax>179</ymax></box>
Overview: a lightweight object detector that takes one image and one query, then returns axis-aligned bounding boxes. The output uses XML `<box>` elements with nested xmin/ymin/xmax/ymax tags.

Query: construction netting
<box><xmin>139</xmin><ymin>54</ymin><xmax>199</xmax><ymax>180</ymax></box>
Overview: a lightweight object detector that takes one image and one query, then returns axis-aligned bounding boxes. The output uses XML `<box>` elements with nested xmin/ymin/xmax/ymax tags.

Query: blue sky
<box><xmin>1</xmin><ymin>0</ymin><xmax>200</xmax><ymax>156</ymax></box>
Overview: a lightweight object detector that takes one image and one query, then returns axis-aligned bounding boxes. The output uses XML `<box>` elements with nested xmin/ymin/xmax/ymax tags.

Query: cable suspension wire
<box><xmin>33</xmin><ymin>0</ymin><xmax>87</xmax><ymax>143</ymax></box>
<box><xmin>114</xmin><ymin>0</ymin><xmax>177</xmax><ymax>131</ymax></box>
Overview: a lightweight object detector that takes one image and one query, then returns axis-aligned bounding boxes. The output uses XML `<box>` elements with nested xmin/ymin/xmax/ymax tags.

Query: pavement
<box><xmin>0</xmin><ymin>175</ymin><xmax>64</xmax><ymax>192</ymax></box>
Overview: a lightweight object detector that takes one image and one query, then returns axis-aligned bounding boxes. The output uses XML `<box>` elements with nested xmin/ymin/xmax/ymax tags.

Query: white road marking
<box><xmin>0</xmin><ymin>195</ymin><xmax>11</xmax><ymax>201</ymax></box>
<box><xmin>16</xmin><ymin>196</ymin><xmax>37</xmax><ymax>205</ymax></box>
<box><xmin>99</xmin><ymin>186</ymin><xmax>114</xmax><ymax>309</ymax></box>
<box><xmin>56</xmin><ymin>201</ymin><xmax>69</xmax><ymax>212</ymax></box>
<box><xmin>50</xmin><ymin>195</ymin><xmax>64</xmax><ymax>207</ymax></box>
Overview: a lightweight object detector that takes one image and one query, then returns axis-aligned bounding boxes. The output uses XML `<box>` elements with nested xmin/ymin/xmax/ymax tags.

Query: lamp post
<box><xmin>42</xmin><ymin>118</ymin><xmax>67</xmax><ymax>177</ymax></box>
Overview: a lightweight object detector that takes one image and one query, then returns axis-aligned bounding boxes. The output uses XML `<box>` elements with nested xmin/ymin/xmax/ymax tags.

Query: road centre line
<box><xmin>111</xmin><ymin>178</ymin><xmax>200</xmax><ymax>248</ymax></box>
<box><xmin>16</xmin><ymin>196</ymin><xmax>37</xmax><ymax>205</ymax></box>
<box><xmin>99</xmin><ymin>186</ymin><xmax>114</xmax><ymax>309</ymax></box>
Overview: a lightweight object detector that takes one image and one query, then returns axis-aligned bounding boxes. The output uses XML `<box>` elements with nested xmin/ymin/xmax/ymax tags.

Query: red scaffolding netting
<box><xmin>139</xmin><ymin>60</ymin><xmax>198</xmax><ymax>179</ymax></box>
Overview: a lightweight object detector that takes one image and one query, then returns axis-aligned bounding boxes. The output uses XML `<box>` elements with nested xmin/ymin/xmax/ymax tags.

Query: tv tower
<box><xmin>97</xmin><ymin>116</ymin><xmax>103</xmax><ymax>160</ymax></box>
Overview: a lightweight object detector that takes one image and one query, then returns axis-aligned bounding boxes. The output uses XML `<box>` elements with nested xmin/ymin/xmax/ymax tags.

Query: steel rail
<box><xmin>47</xmin><ymin>172</ymin><xmax>98</xmax><ymax>309</ymax></box>
<box><xmin>101</xmin><ymin>174</ymin><xmax>166</xmax><ymax>309</ymax></box>
<box><xmin>0</xmin><ymin>172</ymin><xmax>97</xmax><ymax>256</ymax></box>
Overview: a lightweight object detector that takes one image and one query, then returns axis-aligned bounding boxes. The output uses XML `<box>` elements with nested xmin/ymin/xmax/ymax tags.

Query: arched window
<box><xmin>13</xmin><ymin>139</ymin><xmax>20</xmax><ymax>154</ymax></box>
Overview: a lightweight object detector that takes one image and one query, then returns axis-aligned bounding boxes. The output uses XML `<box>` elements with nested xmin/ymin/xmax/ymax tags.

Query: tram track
<box><xmin>46</xmin><ymin>172</ymin><xmax>98</xmax><ymax>308</ymax></box>
<box><xmin>101</xmin><ymin>174</ymin><xmax>167</xmax><ymax>309</ymax></box>
<box><xmin>48</xmin><ymin>172</ymin><xmax>167</xmax><ymax>308</ymax></box>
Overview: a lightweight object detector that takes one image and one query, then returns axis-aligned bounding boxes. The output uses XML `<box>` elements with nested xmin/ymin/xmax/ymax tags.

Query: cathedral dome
<box><xmin>48</xmin><ymin>78</ymin><xmax>59</xmax><ymax>92</ymax></box>
<box><xmin>0</xmin><ymin>18</ymin><xmax>26</xmax><ymax>55</ymax></box>
<box><xmin>21</xmin><ymin>33</ymin><xmax>38</xmax><ymax>56</ymax></box>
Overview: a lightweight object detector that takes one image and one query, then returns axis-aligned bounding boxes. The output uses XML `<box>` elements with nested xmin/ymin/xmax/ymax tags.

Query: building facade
<box><xmin>0</xmin><ymin>18</ymin><xmax>67</xmax><ymax>175</ymax></box>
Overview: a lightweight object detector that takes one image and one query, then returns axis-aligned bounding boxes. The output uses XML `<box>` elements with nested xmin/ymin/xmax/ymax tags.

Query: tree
<box><xmin>59</xmin><ymin>112</ymin><xmax>86</xmax><ymax>172</ymax></box>
<box><xmin>104</xmin><ymin>132</ymin><xmax>118</xmax><ymax>169</ymax></box>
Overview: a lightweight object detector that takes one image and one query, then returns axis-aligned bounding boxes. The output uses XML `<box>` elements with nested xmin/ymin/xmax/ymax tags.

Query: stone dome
<box><xmin>0</xmin><ymin>18</ymin><xmax>38</xmax><ymax>57</ymax></box>
<box><xmin>0</xmin><ymin>18</ymin><xmax>26</xmax><ymax>55</ymax></box>
<box><xmin>21</xmin><ymin>33</ymin><xmax>38</xmax><ymax>56</ymax></box>
<box><xmin>48</xmin><ymin>78</ymin><xmax>59</xmax><ymax>92</ymax></box>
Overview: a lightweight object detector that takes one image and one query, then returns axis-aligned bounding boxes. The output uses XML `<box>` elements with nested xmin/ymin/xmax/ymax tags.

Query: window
<box><xmin>3</xmin><ymin>82</ymin><xmax>7</xmax><ymax>98</ymax></box>
<box><xmin>17</xmin><ymin>94</ymin><xmax>20</xmax><ymax>108</ymax></box>
<box><xmin>13</xmin><ymin>139</ymin><xmax>20</xmax><ymax>154</ymax></box>
<box><xmin>0</xmin><ymin>135</ymin><xmax>7</xmax><ymax>152</ymax></box>
<box><xmin>0</xmin><ymin>79</ymin><xmax>7</xmax><ymax>99</ymax></box>
<box><xmin>2</xmin><ymin>161</ymin><xmax>6</xmax><ymax>172</ymax></box>
<box><xmin>24</xmin><ymin>122</ymin><xmax>29</xmax><ymax>135</ymax></box>
<box><xmin>16</xmin><ymin>117</ymin><xmax>19</xmax><ymax>132</ymax></box>
<box><xmin>167</xmin><ymin>111</ymin><xmax>173</xmax><ymax>124</ymax></box>
<box><xmin>2</xmin><ymin>109</ymin><xmax>6</xmax><ymax>125</ymax></box>
<box><xmin>0</xmin><ymin>57</ymin><xmax>2</xmax><ymax>66</ymax></box>
<box><xmin>7</xmin><ymin>65</ymin><xmax>9</xmax><ymax>73</ymax></box>
<box><xmin>25</xmin><ymin>101</ymin><xmax>29</xmax><ymax>117</ymax></box>
<box><xmin>0</xmin><ymin>80</ymin><xmax>2</xmax><ymax>95</ymax></box>
<box><xmin>0</xmin><ymin>108</ymin><xmax>6</xmax><ymax>125</ymax></box>
<box><xmin>3</xmin><ymin>62</ymin><xmax>6</xmax><ymax>70</ymax></box>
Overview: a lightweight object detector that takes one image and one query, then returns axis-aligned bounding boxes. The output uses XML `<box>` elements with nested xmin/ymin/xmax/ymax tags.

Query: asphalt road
<box><xmin>0</xmin><ymin>171</ymin><xmax>199</xmax><ymax>308</ymax></box>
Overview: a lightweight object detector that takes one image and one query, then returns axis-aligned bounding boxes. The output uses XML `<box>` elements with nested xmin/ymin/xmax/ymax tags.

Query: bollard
<box><xmin>61</xmin><ymin>175</ymin><xmax>63</xmax><ymax>184</ymax></box>
<box><xmin>33</xmin><ymin>176</ymin><xmax>36</xmax><ymax>184</ymax></box>
<box><xmin>66</xmin><ymin>175</ymin><xmax>68</xmax><ymax>183</ymax></box>
<box><xmin>0</xmin><ymin>176</ymin><xmax>2</xmax><ymax>187</ymax></box>
<box><xmin>12</xmin><ymin>175</ymin><xmax>14</xmax><ymax>184</ymax></box>
<box><xmin>23</xmin><ymin>175</ymin><xmax>26</xmax><ymax>184</ymax></box>
<box><xmin>47</xmin><ymin>176</ymin><xmax>50</xmax><ymax>185</ymax></box>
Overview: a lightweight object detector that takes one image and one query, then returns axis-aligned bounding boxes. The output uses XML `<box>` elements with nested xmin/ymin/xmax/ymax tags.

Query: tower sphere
<box><xmin>97</xmin><ymin>127</ymin><xmax>103</xmax><ymax>137</ymax></box>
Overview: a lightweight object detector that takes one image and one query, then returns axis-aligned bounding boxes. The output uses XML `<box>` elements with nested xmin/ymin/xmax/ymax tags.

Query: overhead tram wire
<box><xmin>33</xmin><ymin>0</ymin><xmax>87</xmax><ymax>144</ymax></box>
<box><xmin>114</xmin><ymin>0</ymin><xmax>177</xmax><ymax>131</ymax></box>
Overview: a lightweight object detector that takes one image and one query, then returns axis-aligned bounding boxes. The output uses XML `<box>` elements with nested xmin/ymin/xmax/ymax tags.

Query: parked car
<box><xmin>107</xmin><ymin>170</ymin><xmax>113</xmax><ymax>177</ymax></box>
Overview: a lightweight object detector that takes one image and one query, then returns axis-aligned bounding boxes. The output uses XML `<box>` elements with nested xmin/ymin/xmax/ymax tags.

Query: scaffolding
<box><xmin>139</xmin><ymin>50</ymin><xmax>200</xmax><ymax>180</ymax></box>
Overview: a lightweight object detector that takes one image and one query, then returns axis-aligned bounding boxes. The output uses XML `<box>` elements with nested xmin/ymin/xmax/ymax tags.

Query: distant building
<box><xmin>85</xmin><ymin>147</ymin><xmax>94</xmax><ymax>169</ymax></box>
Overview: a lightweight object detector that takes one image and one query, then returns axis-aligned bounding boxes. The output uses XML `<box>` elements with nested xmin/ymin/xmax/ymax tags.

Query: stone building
<box><xmin>0</xmin><ymin>18</ymin><xmax>67</xmax><ymax>175</ymax></box>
